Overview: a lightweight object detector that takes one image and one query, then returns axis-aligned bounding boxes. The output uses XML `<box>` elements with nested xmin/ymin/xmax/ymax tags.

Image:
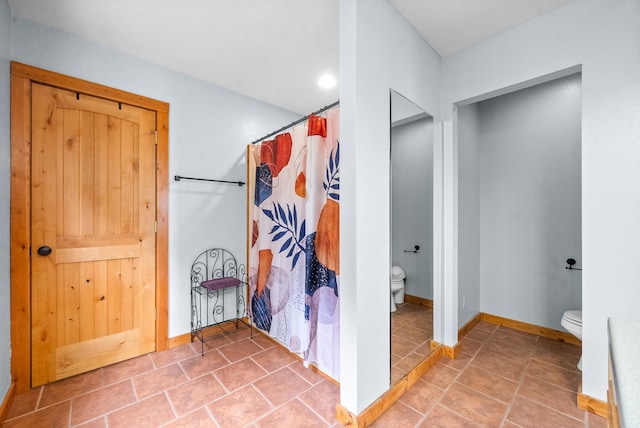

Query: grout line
<box><xmin>211</xmin><ymin>370</ymin><xmax>231</xmax><ymax>396</ymax></box>
<box><xmin>437</xmin><ymin>324</ymin><xmax>514</xmax><ymax>427</ymax></box>
<box><xmin>297</xmin><ymin>394</ymin><xmax>336</xmax><ymax>426</ymax></box>
<box><xmin>204</xmin><ymin>403</ymin><xmax>222</xmax><ymax>428</ymax></box>
<box><xmin>424</xmin><ymin>362</ymin><xmax>462</xmax><ymax>423</ymax></box>
<box><xmin>163</xmin><ymin>390</ymin><xmax>179</xmax><ymax>422</ymax></box>
<box><xmin>129</xmin><ymin>377</ymin><xmax>141</xmax><ymax>402</ymax></box>
<box><xmin>498</xmin><ymin>336</ymin><xmax>533</xmax><ymax>427</ymax></box>
<box><xmin>516</xmin><ymin>395</ymin><xmax>587</xmax><ymax>424</ymax></box>
<box><xmin>175</xmin><ymin>358</ymin><xmax>191</xmax><ymax>384</ymax></box>
<box><xmin>213</xmin><ymin>348</ymin><xmax>233</xmax><ymax>366</ymax></box>
<box><xmin>66</xmin><ymin>398</ymin><xmax>72</xmax><ymax>427</ymax></box>
<box><xmin>35</xmin><ymin>385</ymin><xmax>43</xmax><ymax>411</ymax></box>
<box><xmin>245</xmin><ymin>384</ymin><xmax>277</xmax><ymax>426</ymax></box>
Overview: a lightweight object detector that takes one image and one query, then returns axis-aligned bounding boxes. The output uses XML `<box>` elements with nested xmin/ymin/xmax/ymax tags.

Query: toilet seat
<box><xmin>390</xmin><ymin>266</ymin><xmax>406</xmax><ymax>312</ymax></box>
<box><xmin>561</xmin><ymin>310</ymin><xmax>582</xmax><ymax>339</ymax></box>
<box><xmin>560</xmin><ymin>310</ymin><xmax>583</xmax><ymax>371</ymax></box>
<box><xmin>563</xmin><ymin>310</ymin><xmax>582</xmax><ymax>325</ymax></box>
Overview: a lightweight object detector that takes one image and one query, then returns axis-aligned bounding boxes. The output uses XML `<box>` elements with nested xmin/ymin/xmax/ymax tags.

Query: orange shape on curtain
<box><xmin>307</xmin><ymin>115</ymin><xmax>327</xmax><ymax>137</ymax></box>
<box><xmin>315</xmin><ymin>199</ymin><xmax>340</xmax><ymax>274</ymax></box>
<box><xmin>252</xmin><ymin>220</ymin><xmax>259</xmax><ymax>248</ymax></box>
<box><xmin>295</xmin><ymin>172</ymin><xmax>306</xmax><ymax>198</ymax></box>
<box><xmin>257</xmin><ymin>249</ymin><xmax>273</xmax><ymax>297</ymax></box>
<box><xmin>260</xmin><ymin>133</ymin><xmax>292</xmax><ymax>178</ymax></box>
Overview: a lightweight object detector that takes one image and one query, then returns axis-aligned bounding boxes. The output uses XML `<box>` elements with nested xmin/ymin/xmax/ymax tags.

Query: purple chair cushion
<box><xmin>200</xmin><ymin>277</ymin><xmax>241</xmax><ymax>291</ymax></box>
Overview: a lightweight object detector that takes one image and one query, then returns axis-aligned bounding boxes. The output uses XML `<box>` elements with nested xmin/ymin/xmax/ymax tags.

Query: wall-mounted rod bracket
<box><xmin>174</xmin><ymin>175</ymin><xmax>245</xmax><ymax>186</ymax></box>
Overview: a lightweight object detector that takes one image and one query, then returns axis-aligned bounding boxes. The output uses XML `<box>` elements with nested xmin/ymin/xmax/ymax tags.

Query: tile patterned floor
<box><xmin>373</xmin><ymin>321</ymin><xmax>608</xmax><ymax>428</ymax></box>
<box><xmin>391</xmin><ymin>302</ymin><xmax>434</xmax><ymax>385</ymax></box>
<box><xmin>3</xmin><ymin>320</ymin><xmax>608</xmax><ymax>427</ymax></box>
<box><xmin>3</xmin><ymin>328</ymin><xmax>341</xmax><ymax>427</ymax></box>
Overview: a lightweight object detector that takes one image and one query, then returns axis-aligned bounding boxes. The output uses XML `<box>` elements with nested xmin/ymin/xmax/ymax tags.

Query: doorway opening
<box><xmin>456</xmin><ymin>72</ymin><xmax>582</xmax><ymax>332</ymax></box>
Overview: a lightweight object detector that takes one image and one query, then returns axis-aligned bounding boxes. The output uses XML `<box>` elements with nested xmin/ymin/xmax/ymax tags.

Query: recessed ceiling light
<box><xmin>318</xmin><ymin>74</ymin><xmax>337</xmax><ymax>89</ymax></box>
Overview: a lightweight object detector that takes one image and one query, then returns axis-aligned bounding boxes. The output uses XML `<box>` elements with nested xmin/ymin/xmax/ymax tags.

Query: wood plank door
<box><xmin>30</xmin><ymin>82</ymin><xmax>157</xmax><ymax>386</ymax></box>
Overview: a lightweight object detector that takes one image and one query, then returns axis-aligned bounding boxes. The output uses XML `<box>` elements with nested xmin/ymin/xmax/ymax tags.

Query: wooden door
<box><xmin>30</xmin><ymin>82</ymin><xmax>157</xmax><ymax>386</ymax></box>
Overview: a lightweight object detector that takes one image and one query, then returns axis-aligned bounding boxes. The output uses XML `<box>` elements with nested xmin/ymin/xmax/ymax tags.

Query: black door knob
<box><xmin>37</xmin><ymin>246</ymin><xmax>52</xmax><ymax>256</ymax></box>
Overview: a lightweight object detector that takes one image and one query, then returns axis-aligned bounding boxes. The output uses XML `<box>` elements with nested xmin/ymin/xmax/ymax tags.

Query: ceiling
<box><xmin>7</xmin><ymin>0</ymin><xmax>574</xmax><ymax>115</ymax></box>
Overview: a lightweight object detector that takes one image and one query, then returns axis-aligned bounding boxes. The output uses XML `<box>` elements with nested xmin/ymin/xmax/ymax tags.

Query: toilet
<box><xmin>561</xmin><ymin>310</ymin><xmax>583</xmax><ymax>370</ymax></box>
<box><xmin>390</xmin><ymin>265</ymin><xmax>406</xmax><ymax>312</ymax></box>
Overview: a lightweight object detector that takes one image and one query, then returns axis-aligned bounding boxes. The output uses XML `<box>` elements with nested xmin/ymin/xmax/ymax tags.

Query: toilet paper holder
<box><xmin>565</xmin><ymin>258</ymin><xmax>582</xmax><ymax>270</ymax></box>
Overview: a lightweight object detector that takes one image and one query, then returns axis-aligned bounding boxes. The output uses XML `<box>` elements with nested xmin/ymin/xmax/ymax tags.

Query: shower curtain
<box><xmin>248</xmin><ymin>108</ymin><xmax>340</xmax><ymax>379</ymax></box>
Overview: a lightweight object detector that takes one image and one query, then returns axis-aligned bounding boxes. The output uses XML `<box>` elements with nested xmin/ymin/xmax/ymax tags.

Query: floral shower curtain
<box><xmin>248</xmin><ymin>108</ymin><xmax>340</xmax><ymax>379</ymax></box>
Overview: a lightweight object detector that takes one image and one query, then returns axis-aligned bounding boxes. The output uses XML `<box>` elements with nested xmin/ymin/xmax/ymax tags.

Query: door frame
<box><xmin>10</xmin><ymin>62</ymin><xmax>170</xmax><ymax>394</ymax></box>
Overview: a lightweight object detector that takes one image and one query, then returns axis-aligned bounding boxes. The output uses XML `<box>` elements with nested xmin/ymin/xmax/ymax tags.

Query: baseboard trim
<box><xmin>403</xmin><ymin>294</ymin><xmax>433</xmax><ymax>309</ymax></box>
<box><xmin>443</xmin><ymin>342</ymin><xmax>461</xmax><ymax>359</ymax></box>
<box><xmin>168</xmin><ymin>332</ymin><xmax>191</xmax><ymax>348</ymax></box>
<box><xmin>167</xmin><ymin>318</ymin><xmax>253</xmax><ymax>349</ymax></box>
<box><xmin>335</xmin><ymin>403</ymin><xmax>358</xmax><ymax>427</ymax></box>
<box><xmin>0</xmin><ymin>382</ymin><xmax>16</xmax><ymax>424</ymax></box>
<box><xmin>578</xmin><ymin>386</ymin><xmax>607</xmax><ymax>418</ymax></box>
<box><xmin>335</xmin><ymin>346</ymin><xmax>444</xmax><ymax>427</ymax></box>
<box><xmin>458</xmin><ymin>312</ymin><xmax>482</xmax><ymax>341</ymax></box>
<box><xmin>481</xmin><ymin>312</ymin><xmax>582</xmax><ymax>346</ymax></box>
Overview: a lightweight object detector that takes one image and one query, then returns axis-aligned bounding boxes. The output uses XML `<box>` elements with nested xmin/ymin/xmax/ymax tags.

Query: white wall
<box><xmin>339</xmin><ymin>0</ymin><xmax>442</xmax><ymax>413</ymax></box>
<box><xmin>443</xmin><ymin>0</ymin><xmax>640</xmax><ymax>401</ymax></box>
<box><xmin>457</xmin><ymin>103</ymin><xmax>481</xmax><ymax>326</ymax></box>
<box><xmin>478</xmin><ymin>74</ymin><xmax>582</xmax><ymax>330</ymax></box>
<box><xmin>9</xmin><ymin>16</ymin><xmax>300</xmax><ymax>339</ymax></box>
<box><xmin>0</xmin><ymin>0</ymin><xmax>12</xmax><ymax>401</ymax></box>
<box><xmin>391</xmin><ymin>117</ymin><xmax>433</xmax><ymax>300</ymax></box>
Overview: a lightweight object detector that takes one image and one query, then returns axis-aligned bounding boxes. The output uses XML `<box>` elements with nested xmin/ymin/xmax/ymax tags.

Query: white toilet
<box><xmin>390</xmin><ymin>265</ymin><xmax>406</xmax><ymax>312</ymax></box>
<box><xmin>561</xmin><ymin>310</ymin><xmax>583</xmax><ymax>370</ymax></box>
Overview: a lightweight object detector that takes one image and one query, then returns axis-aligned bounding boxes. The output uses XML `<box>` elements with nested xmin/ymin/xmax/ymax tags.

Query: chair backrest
<box><xmin>190</xmin><ymin>248</ymin><xmax>245</xmax><ymax>288</ymax></box>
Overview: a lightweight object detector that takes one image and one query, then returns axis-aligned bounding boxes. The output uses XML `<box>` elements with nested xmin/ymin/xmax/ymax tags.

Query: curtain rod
<box><xmin>174</xmin><ymin>175</ymin><xmax>245</xmax><ymax>186</ymax></box>
<box><xmin>250</xmin><ymin>100</ymin><xmax>339</xmax><ymax>145</ymax></box>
